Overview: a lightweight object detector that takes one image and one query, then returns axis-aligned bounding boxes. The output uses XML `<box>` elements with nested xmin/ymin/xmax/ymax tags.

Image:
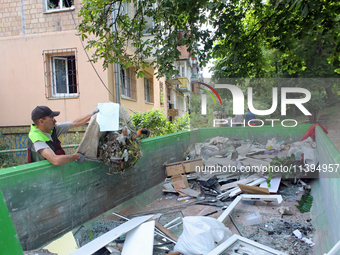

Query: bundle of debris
<box><xmin>77</xmin><ymin>106</ymin><xmax>142</xmax><ymax>172</ymax></box>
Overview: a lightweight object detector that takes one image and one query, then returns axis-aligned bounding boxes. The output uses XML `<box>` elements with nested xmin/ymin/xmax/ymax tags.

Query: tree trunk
<box><xmin>325</xmin><ymin>86</ymin><xmax>334</xmax><ymax>100</ymax></box>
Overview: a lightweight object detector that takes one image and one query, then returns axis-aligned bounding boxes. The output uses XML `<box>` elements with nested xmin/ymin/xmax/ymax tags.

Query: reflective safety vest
<box><xmin>27</xmin><ymin>125</ymin><xmax>65</xmax><ymax>163</ymax></box>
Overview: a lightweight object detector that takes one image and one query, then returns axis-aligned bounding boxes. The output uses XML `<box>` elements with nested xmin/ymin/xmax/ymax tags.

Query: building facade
<box><xmin>0</xmin><ymin>0</ymin><xmax>166</xmax><ymax>157</ymax></box>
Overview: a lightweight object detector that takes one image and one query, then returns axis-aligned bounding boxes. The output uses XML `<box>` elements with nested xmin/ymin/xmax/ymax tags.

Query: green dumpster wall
<box><xmin>311</xmin><ymin>126</ymin><xmax>340</xmax><ymax>255</ymax></box>
<box><xmin>0</xmin><ymin>124</ymin><xmax>324</xmax><ymax>253</ymax></box>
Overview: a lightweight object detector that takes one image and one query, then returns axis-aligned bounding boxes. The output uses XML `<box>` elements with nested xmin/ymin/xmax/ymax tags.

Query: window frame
<box><xmin>43</xmin><ymin>48</ymin><xmax>79</xmax><ymax>99</ymax></box>
<box><xmin>44</xmin><ymin>0</ymin><xmax>75</xmax><ymax>13</ymax></box>
<box><xmin>144</xmin><ymin>77</ymin><xmax>154</xmax><ymax>104</ymax></box>
<box><xmin>120</xmin><ymin>67</ymin><xmax>137</xmax><ymax>100</ymax></box>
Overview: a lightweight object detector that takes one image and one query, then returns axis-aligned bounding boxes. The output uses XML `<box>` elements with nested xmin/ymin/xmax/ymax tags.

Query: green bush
<box><xmin>131</xmin><ymin>109</ymin><xmax>190</xmax><ymax>138</ymax></box>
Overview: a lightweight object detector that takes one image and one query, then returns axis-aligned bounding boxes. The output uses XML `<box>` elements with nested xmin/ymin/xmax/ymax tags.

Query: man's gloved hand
<box><xmin>91</xmin><ymin>107</ymin><xmax>99</xmax><ymax>116</ymax></box>
<box><xmin>137</xmin><ymin>128</ymin><xmax>150</xmax><ymax>138</ymax></box>
<box><xmin>77</xmin><ymin>153</ymin><xmax>85</xmax><ymax>164</ymax></box>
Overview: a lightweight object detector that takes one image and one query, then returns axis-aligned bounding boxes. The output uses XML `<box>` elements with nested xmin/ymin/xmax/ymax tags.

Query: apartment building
<box><xmin>0</xmin><ymin>0</ymin><xmax>165</xmax><ymax>154</ymax></box>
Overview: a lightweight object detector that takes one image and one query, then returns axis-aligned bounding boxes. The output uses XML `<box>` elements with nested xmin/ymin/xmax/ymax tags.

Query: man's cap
<box><xmin>31</xmin><ymin>106</ymin><xmax>60</xmax><ymax>120</ymax></box>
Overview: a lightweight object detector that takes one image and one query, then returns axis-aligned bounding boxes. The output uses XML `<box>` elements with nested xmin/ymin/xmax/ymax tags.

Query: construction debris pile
<box><xmin>64</xmin><ymin>132</ymin><xmax>320</xmax><ymax>255</ymax></box>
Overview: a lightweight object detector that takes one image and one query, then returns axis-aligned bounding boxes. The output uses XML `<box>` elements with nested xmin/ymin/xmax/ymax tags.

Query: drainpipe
<box><xmin>115</xmin><ymin>63</ymin><xmax>121</xmax><ymax>105</ymax></box>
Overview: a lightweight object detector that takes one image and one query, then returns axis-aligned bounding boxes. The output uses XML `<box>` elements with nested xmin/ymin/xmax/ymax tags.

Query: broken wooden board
<box><xmin>154</xmin><ymin>221</ymin><xmax>179</xmax><ymax>242</ymax></box>
<box><xmin>229</xmin><ymin>178</ymin><xmax>267</xmax><ymax>198</ymax></box>
<box><xmin>220</xmin><ymin>175</ymin><xmax>259</xmax><ymax>191</ymax></box>
<box><xmin>237</xmin><ymin>183</ymin><xmax>270</xmax><ymax>195</ymax></box>
<box><xmin>121</xmin><ymin>221</ymin><xmax>155</xmax><ymax>255</ymax></box>
<box><xmin>70</xmin><ymin>215</ymin><xmax>154</xmax><ymax>255</ymax></box>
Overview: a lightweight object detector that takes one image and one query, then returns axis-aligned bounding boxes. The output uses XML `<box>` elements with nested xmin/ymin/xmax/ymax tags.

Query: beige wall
<box><xmin>0</xmin><ymin>30</ymin><xmax>109</xmax><ymax>126</ymax></box>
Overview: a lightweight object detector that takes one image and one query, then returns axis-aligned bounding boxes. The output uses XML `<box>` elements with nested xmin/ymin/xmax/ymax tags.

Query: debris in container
<box><xmin>23</xmin><ymin>249</ymin><xmax>57</xmax><ymax>255</ymax></box>
<box><xmin>78</xmin><ymin>220</ymin><xmax>126</xmax><ymax>247</ymax></box>
<box><xmin>173</xmin><ymin>216</ymin><xmax>232</xmax><ymax>255</ymax></box>
<box><xmin>278</xmin><ymin>206</ymin><xmax>294</xmax><ymax>215</ymax></box>
<box><xmin>244</xmin><ymin>212</ymin><xmax>263</xmax><ymax>226</ymax></box>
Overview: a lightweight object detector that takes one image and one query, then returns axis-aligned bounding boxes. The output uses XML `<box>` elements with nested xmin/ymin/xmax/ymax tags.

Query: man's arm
<box><xmin>70</xmin><ymin>114</ymin><xmax>91</xmax><ymax>129</ymax></box>
<box><xmin>40</xmin><ymin>148</ymin><xmax>80</xmax><ymax>166</ymax></box>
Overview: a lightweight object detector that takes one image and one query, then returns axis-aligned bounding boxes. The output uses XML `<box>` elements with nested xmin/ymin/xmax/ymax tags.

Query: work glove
<box><xmin>77</xmin><ymin>153</ymin><xmax>85</xmax><ymax>164</ymax></box>
<box><xmin>138</xmin><ymin>128</ymin><xmax>150</xmax><ymax>138</ymax></box>
<box><xmin>91</xmin><ymin>107</ymin><xmax>99</xmax><ymax>116</ymax></box>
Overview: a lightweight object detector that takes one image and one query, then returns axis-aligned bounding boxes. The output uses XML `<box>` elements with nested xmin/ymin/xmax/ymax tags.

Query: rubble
<box><xmin>70</xmin><ymin>134</ymin><xmax>319</xmax><ymax>255</ymax></box>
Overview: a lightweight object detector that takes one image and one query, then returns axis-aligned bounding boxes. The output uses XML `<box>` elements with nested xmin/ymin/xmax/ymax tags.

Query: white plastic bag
<box><xmin>265</xmin><ymin>138</ymin><xmax>280</xmax><ymax>150</ymax></box>
<box><xmin>303</xmin><ymin>147</ymin><xmax>318</xmax><ymax>166</ymax></box>
<box><xmin>173</xmin><ymin>216</ymin><xmax>232</xmax><ymax>255</ymax></box>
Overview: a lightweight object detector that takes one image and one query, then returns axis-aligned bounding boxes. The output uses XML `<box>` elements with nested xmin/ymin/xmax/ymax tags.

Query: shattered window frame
<box><xmin>208</xmin><ymin>234</ymin><xmax>287</xmax><ymax>255</ymax></box>
<box><xmin>43</xmin><ymin>48</ymin><xmax>79</xmax><ymax>99</ymax></box>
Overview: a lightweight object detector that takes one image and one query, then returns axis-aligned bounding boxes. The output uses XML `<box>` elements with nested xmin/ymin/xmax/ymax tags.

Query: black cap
<box><xmin>31</xmin><ymin>106</ymin><xmax>60</xmax><ymax>120</ymax></box>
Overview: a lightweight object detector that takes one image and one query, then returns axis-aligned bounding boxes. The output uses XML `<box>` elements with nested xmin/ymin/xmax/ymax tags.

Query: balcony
<box><xmin>177</xmin><ymin>77</ymin><xmax>190</xmax><ymax>93</ymax></box>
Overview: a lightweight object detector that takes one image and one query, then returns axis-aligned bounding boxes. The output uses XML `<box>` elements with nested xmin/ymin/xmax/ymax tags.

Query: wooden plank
<box><xmin>154</xmin><ymin>221</ymin><xmax>179</xmax><ymax>242</ymax></box>
<box><xmin>70</xmin><ymin>215</ymin><xmax>154</xmax><ymax>255</ymax></box>
<box><xmin>237</xmin><ymin>183</ymin><xmax>270</xmax><ymax>194</ymax></box>
<box><xmin>229</xmin><ymin>178</ymin><xmax>267</xmax><ymax>197</ymax></box>
<box><xmin>220</xmin><ymin>175</ymin><xmax>258</xmax><ymax>191</ymax></box>
<box><xmin>121</xmin><ymin>221</ymin><xmax>155</xmax><ymax>255</ymax></box>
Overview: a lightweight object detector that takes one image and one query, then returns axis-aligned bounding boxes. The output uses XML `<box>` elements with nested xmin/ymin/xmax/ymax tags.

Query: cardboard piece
<box><xmin>179</xmin><ymin>188</ymin><xmax>200</xmax><ymax>197</ymax></box>
<box><xmin>237</xmin><ymin>183</ymin><xmax>270</xmax><ymax>195</ymax></box>
<box><xmin>165</xmin><ymin>159</ymin><xmax>203</xmax><ymax>177</ymax></box>
<box><xmin>171</xmin><ymin>175</ymin><xmax>189</xmax><ymax>191</ymax></box>
<box><xmin>169</xmin><ymin>109</ymin><xmax>179</xmax><ymax>116</ymax></box>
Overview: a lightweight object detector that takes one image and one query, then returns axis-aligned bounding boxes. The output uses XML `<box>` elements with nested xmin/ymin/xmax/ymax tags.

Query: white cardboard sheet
<box><xmin>96</xmin><ymin>102</ymin><xmax>120</xmax><ymax>131</ymax></box>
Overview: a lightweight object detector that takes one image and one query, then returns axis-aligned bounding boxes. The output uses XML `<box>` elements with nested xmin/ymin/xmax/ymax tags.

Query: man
<box><xmin>244</xmin><ymin>108</ymin><xmax>256</xmax><ymax>126</ymax></box>
<box><xmin>27</xmin><ymin>106</ymin><xmax>98</xmax><ymax>165</ymax></box>
<box><xmin>234</xmin><ymin>114</ymin><xmax>243</xmax><ymax>127</ymax></box>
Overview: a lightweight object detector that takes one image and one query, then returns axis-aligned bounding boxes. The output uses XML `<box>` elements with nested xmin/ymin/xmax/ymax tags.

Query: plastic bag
<box><xmin>265</xmin><ymin>138</ymin><xmax>280</xmax><ymax>150</ymax></box>
<box><xmin>303</xmin><ymin>147</ymin><xmax>318</xmax><ymax>166</ymax></box>
<box><xmin>173</xmin><ymin>216</ymin><xmax>232</xmax><ymax>255</ymax></box>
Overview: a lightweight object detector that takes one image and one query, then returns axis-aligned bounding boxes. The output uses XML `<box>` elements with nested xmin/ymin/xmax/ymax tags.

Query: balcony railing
<box><xmin>177</xmin><ymin>77</ymin><xmax>190</xmax><ymax>92</ymax></box>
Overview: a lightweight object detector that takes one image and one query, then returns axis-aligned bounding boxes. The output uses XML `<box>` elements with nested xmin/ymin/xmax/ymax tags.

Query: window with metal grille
<box><xmin>43</xmin><ymin>48</ymin><xmax>78</xmax><ymax>99</ymax></box>
<box><xmin>120</xmin><ymin>67</ymin><xmax>137</xmax><ymax>100</ymax></box>
<box><xmin>144</xmin><ymin>77</ymin><xmax>154</xmax><ymax>103</ymax></box>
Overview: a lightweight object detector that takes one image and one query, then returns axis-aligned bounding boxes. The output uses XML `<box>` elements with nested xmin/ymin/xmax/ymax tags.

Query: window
<box><xmin>159</xmin><ymin>82</ymin><xmax>164</xmax><ymax>106</ymax></box>
<box><xmin>144</xmin><ymin>77</ymin><xmax>154</xmax><ymax>103</ymax></box>
<box><xmin>120</xmin><ymin>67</ymin><xmax>137</xmax><ymax>100</ymax></box>
<box><xmin>45</xmin><ymin>0</ymin><xmax>74</xmax><ymax>11</ymax></box>
<box><xmin>43</xmin><ymin>48</ymin><xmax>78</xmax><ymax>99</ymax></box>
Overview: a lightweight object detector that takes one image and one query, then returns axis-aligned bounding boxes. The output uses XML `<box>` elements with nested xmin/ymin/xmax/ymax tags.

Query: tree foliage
<box><xmin>78</xmin><ymin>0</ymin><xmax>340</xmax><ymax>79</ymax></box>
